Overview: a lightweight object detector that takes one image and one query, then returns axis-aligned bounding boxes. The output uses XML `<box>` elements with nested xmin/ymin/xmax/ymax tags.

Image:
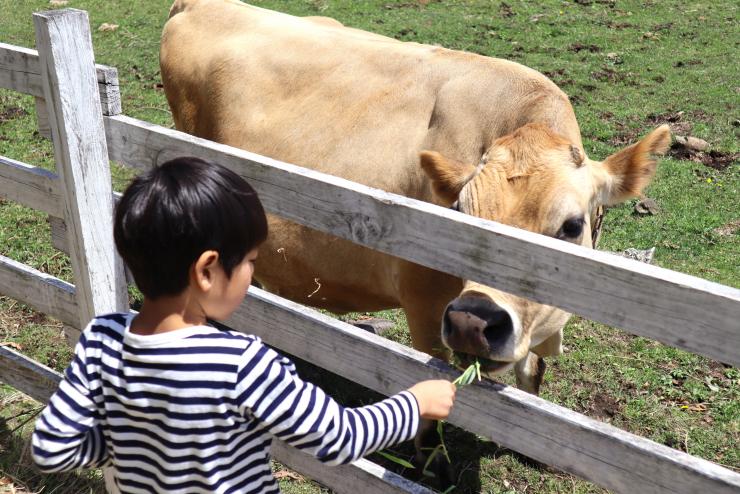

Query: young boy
<box><xmin>32</xmin><ymin>157</ymin><xmax>456</xmax><ymax>493</ymax></box>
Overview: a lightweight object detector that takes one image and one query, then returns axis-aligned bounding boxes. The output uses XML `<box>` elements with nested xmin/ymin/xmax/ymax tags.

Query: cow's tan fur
<box><xmin>161</xmin><ymin>0</ymin><xmax>670</xmax><ymax>393</ymax></box>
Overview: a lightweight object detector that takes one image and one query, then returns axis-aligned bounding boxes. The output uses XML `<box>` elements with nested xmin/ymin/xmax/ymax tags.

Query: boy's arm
<box><xmin>237</xmin><ymin>343</ymin><xmax>420</xmax><ymax>465</ymax></box>
<box><xmin>32</xmin><ymin>333</ymin><xmax>109</xmax><ymax>472</ymax></box>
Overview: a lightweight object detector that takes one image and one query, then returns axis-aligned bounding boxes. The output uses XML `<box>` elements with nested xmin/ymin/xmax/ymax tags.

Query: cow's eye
<box><xmin>558</xmin><ymin>217</ymin><xmax>585</xmax><ymax>240</ymax></box>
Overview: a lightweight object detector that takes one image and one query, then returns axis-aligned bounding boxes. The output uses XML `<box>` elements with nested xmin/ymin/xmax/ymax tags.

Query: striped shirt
<box><xmin>32</xmin><ymin>313</ymin><xmax>420</xmax><ymax>493</ymax></box>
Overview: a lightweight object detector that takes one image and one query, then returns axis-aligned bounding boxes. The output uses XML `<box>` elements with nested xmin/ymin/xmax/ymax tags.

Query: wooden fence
<box><xmin>1</xmin><ymin>8</ymin><xmax>739</xmax><ymax>494</ymax></box>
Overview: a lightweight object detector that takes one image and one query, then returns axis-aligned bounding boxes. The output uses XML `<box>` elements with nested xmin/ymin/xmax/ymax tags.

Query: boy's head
<box><xmin>114</xmin><ymin>157</ymin><xmax>268</xmax><ymax>300</ymax></box>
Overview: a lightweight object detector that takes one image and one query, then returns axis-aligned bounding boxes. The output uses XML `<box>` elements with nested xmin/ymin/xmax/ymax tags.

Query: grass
<box><xmin>0</xmin><ymin>0</ymin><xmax>738</xmax><ymax>492</ymax></box>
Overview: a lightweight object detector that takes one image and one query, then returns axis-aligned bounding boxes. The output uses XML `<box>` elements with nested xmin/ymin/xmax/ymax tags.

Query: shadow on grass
<box><xmin>288</xmin><ymin>351</ymin><xmax>559</xmax><ymax>494</ymax></box>
<box><xmin>0</xmin><ymin>402</ymin><xmax>105</xmax><ymax>494</ymax></box>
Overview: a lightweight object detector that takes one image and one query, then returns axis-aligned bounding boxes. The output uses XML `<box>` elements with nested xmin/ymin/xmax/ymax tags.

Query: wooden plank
<box><xmin>104</xmin><ymin>114</ymin><xmax>740</xmax><ymax>367</ymax></box>
<box><xmin>0</xmin><ymin>346</ymin><xmax>62</xmax><ymax>404</ymax></box>
<box><xmin>48</xmin><ymin>215</ymin><xmax>68</xmax><ymax>253</ymax></box>
<box><xmin>226</xmin><ymin>287</ymin><xmax>740</xmax><ymax>494</ymax></box>
<box><xmin>49</xmin><ymin>215</ymin><xmax>135</xmax><ymax>286</ymax></box>
<box><xmin>0</xmin><ymin>43</ymin><xmax>44</xmax><ymax>97</ymax></box>
<box><xmin>0</xmin><ymin>155</ymin><xmax>64</xmax><ymax>217</ymax></box>
<box><xmin>35</xmin><ymin>96</ymin><xmax>52</xmax><ymax>139</ymax></box>
<box><xmin>0</xmin><ymin>348</ymin><xmax>432</xmax><ymax>494</ymax></box>
<box><xmin>48</xmin><ymin>193</ymin><xmax>134</xmax><ymax>286</ymax></box>
<box><xmin>0</xmin><ymin>42</ymin><xmax>121</xmax><ymax>115</ymax></box>
<box><xmin>0</xmin><ymin>254</ymin><xmax>78</xmax><ymax>327</ymax></box>
<box><xmin>34</xmin><ymin>9</ymin><xmax>128</xmax><ymax>330</ymax></box>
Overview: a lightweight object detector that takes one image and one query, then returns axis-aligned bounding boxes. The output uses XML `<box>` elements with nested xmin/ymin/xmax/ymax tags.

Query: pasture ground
<box><xmin>0</xmin><ymin>0</ymin><xmax>738</xmax><ymax>492</ymax></box>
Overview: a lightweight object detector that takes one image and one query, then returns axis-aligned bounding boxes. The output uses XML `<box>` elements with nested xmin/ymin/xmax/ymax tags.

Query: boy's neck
<box><xmin>130</xmin><ymin>291</ymin><xmax>208</xmax><ymax>336</ymax></box>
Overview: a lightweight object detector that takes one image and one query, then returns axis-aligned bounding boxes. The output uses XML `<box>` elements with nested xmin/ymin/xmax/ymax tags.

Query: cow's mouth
<box><xmin>454</xmin><ymin>352</ymin><xmax>514</xmax><ymax>375</ymax></box>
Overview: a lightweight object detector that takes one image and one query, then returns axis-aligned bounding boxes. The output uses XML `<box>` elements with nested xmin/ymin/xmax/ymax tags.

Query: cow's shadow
<box><xmin>288</xmin><ymin>352</ymin><xmax>554</xmax><ymax>494</ymax></box>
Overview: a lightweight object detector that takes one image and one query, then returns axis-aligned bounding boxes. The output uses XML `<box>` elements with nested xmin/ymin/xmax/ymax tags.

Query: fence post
<box><xmin>33</xmin><ymin>9</ymin><xmax>128</xmax><ymax>339</ymax></box>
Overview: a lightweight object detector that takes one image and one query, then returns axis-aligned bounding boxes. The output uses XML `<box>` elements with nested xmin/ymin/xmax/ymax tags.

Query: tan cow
<box><xmin>161</xmin><ymin>0</ymin><xmax>670</xmax><ymax>396</ymax></box>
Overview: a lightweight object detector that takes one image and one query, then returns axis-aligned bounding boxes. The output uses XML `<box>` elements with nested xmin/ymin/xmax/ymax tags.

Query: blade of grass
<box><xmin>376</xmin><ymin>450</ymin><xmax>415</xmax><ymax>469</ymax></box>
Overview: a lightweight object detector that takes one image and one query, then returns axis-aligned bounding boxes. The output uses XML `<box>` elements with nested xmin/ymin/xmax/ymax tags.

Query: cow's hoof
<box><xmin>348</xmin><ymin>318</ymin><xmax>394</xmax><ymax>336</ymax></box>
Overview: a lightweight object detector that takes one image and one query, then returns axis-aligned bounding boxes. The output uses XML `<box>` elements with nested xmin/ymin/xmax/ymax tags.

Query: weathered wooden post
<box><xmin>33</xmin><ymin>9</ymin><xmax>128</xmax><ymax>341</ymax></box>
<box><xmin>34</xmin><ymin>9</ymin><xmax>128</xmax><ymax>492</ymax></box>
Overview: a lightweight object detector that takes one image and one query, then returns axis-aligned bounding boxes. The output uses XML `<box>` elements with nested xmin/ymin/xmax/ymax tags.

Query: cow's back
<box><xmin>161</xmin><ymin>0</ymin><xmax>579</xmax><ymax>313</ymax></box>
<box><xmin>161</xmin><ymin>0</ymin><xmax>576</xmax><ymax>197</ymax></box>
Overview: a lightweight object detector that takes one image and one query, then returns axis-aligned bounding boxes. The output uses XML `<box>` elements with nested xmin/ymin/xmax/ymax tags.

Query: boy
<box><xmin>32</xmin><ymin>157</ymin><xmax>456</xmax><ymax>493</ymax></box>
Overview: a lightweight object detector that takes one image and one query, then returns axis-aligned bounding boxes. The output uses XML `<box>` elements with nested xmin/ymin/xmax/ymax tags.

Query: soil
<box><xmin>668</xmin><ymin>145</ymin><xmax>738</xmax><ymax>171</ymax></box>
<box><xmin>588</xmin><ymin>392</ymin><xmax>623</xmax><ymax>421</ymax></box>
<box><xmin>0</xmin><ymin>105</ymin><xmax>28</xmax><ymax>122</ymax></box>
<box><xmin>713</xmin><ymin>219</ymin><xmax>740</xmax><ymax>237</ymax></box>
<box><xmin>569</xmin><ymin>42</ymin><xmax>600</xmax><ymax>53</ymax></box>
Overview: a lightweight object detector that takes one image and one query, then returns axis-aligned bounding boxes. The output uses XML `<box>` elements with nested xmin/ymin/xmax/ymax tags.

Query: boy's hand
<box><xmin>408</xmin><ymin>380</ymin><xmax>457</xmax><ymax>420</ymax></box>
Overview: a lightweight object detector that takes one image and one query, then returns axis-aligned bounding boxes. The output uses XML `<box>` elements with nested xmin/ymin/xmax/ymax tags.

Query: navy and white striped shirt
<box><xmin>32</xmin><ymin>313</ymin><xmax>420</xmax><ymax>493</ymax></box>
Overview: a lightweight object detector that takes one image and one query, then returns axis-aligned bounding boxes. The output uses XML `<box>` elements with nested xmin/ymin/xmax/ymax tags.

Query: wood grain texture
<box><xmin>0</xmin><ymin>42</ymin><xmax>44</xmax><ymax>96</ymax></box>
<box><xmin>0</xmin><ymin>346</ymin><xmax>63</xmax><ymax>404</ymax></box>
<box><xmin>0</xmin><ymin>41</ymin><xmax>120</xmax><ymax>116</ymax></box>
<box><xmin>35</xmin><ymin>96</ymin><xmax>52</xmax><ymax>139</ymax></box>
<box><xmin>0</xmin><ymin>347</ymin><xmax>433</xmax><ymax>494</ymax></box>
<box><xmin>0</xmin><ymin>254</ymin><xmax>78</xmax><ymax>327</ymax></box>
<box><xmin>34</xmin><ymin>9</ymin><xmax>128</xmax><ymax>329</ymax></box>
<box><xmin>105</xmin><ymin>114</ymin><xmax>740</xmax><ymax>367</ymax></box>
<box><xmin>227</xmin><ymin>287</ymin><xmax>740</xmax><ymax>494</ymax></box>
<box><xmin>0</xmin><ymin>155</ymin><xmax>64</xmax><ymax>217</ymax></box>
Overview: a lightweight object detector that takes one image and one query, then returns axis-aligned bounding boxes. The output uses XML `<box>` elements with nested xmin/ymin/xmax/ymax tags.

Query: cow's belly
<box><xmin>254</xmin><ymin>216</ymin><xmax>401</xmax><ymax>314</ymax></box>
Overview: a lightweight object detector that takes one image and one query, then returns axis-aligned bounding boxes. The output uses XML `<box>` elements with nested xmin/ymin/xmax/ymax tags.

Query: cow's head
<box><xmin>420</xmin><ymin>123</ymin><xmax>670</xmax><ymax>375</ymax></box>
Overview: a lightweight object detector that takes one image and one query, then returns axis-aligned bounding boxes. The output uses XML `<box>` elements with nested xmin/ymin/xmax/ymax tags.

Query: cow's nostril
<box><xmin>483</xmin><ymin>310</ymin><xmax>514</xmax><ymax>349</ymax></box>
<box><xmin>443</xmin><ymin>296</ymin><xmax>515</xmax><ymax>354</ymax></box>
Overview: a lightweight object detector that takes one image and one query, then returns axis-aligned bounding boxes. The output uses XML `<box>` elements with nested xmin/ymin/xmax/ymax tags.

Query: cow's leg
<box><xmin>405</xmin><ymin>303</ymin><xmax>451</xmax><ymax>361</ymax></box>
<box><xmin>411</xmin><ymin>418</ymin><xmax>455</xmax><ymax>489</ymax></box>
<box><xmin>397</xmin><ymin>266</ymin><xmax>461</xmax><ymax>488</ymax></box>
<box><xmin>398</xmin><ymin>264</ymin><xmax>461</xmax><ymax>361</ymax></box>
<box><xmin>514</xmin><ymin>351</ymin><xmax>546</xmax><ymax>395</ymax></box>
<box><xmin>403</xmin><ymin>302</ymin><xmax>455</xmax><ymax>487</ymax></box>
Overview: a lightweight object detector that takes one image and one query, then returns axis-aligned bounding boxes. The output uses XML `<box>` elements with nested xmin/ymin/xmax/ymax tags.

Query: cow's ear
<box><xmin>600</xmin><ymin>124</ymin><xmax>671</xmax><ymax>205</ymax></box>
<box><xmin>420</xmin><ymin>151</ymin><xmax>477</xmax><ymax>206</ymax></box>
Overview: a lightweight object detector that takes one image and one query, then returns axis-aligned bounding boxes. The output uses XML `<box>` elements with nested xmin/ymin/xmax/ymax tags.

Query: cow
<box><xmin>160</xmin><ymin>0</ymin><xmax>669</xmax><ymax>480</ymax></box>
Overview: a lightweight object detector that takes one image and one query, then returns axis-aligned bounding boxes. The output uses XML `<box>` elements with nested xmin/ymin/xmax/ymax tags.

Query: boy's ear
<box><xmin>192</xmin><ymin>250</ymin><xmax>220</xmax><ymax>292</ymax></box>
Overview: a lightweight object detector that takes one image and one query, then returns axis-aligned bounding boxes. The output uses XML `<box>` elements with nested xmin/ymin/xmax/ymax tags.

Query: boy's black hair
<box><xmin>114</xmin><ymin>157</ymin><xmax>268</xmax><ymax>299</ymax></box>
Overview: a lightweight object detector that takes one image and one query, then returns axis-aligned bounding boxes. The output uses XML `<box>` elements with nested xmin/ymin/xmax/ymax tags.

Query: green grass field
<box><xmin>0</xmin><ymin>0</ymin><xmax>738</xmax><ymax>492</ymax></box>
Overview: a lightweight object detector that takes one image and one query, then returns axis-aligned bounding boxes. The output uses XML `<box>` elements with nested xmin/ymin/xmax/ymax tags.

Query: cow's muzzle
<box><xmin>441</xmin><ymin>294</ymin><xmax>521</xmax><ymax>371</ymax></box>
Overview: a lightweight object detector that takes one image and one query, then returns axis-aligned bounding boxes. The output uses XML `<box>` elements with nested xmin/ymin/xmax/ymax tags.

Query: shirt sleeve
<box><xmin>31</xmin><ymin>330</ymin><xmax>110</xmax><ymax>472</ymax></box>
<box><xmin>236</xmin><ymin>341</ymin><xmax>420</xmax><ymax>465</ymax></box>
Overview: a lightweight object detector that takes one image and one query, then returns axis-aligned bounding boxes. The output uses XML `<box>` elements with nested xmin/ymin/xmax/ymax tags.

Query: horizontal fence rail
<box><xmin>0</xmin><ymin>42</ymin><xmax>120</xmax><ymax>116</ymax></box>
<box><xmin>0</xmin><ymin>344</ymin><xmax>433</xmax><ymax>494</ymax></box>
<box><xmin>0</xmin><ymin>254</ymin><xmax>78</xmax><ymax>328</ymax></box>
<box><xmin>228</xmin><ymin>287</ymin><xmax>740</xmax><ymax>494</ymax></box>
<box><xmin>0</xmin><ymin>155</ymin><xmax>64</xmax><ymax>217</ymax></box>
<box><xmin>103</xmin><ymin>114</ymin><xmax>740</xmax><ymax>367</ymax></box>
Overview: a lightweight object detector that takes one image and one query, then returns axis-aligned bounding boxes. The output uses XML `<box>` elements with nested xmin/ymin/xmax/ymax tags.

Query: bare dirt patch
<box><xmin>575</xmin><ymin>0</ymin><xmax>616</xmax><ymax>6</ymax></box>
<box><xmin>588</xmin><ymin>393</ymin><xmax>623</xmax><ymax>421</ymax></box>
<box><xmin>543</xmin><ymin>68</ymin><xmax>574</xmax><ymax>87</ymax></box>
<box><xmin>608</xmin><ymin>124</ymin><xmax>641</xmax><ymax>146</ymax></box>
<box><xmin>668</xmin><ymin>146</ymin><xmax>738</xmax><ymax>171</ymax></box>
<box><xmin>591</xmin><ymin>67</ymin><xmax>636</xmax><ymax>86</ymax></box>
<box><xmin>0</xmin><ymin>106</ymin><xmax>28</xmax><ymax>123</ymax></box>
<box><xmin>569</xmin><ymin>42</ymin><xmax>600</xmax><ymax>53</ymax></box>
<box><xmin>499</xmin><ymin>2</ymin><xmax>516</xmax><ymax>18</ymax></box>
<box><xmin>713</xmin><ymin>219</ymin><xmax>740</xmax><ymax>237</ymax></box>
<box><xmin>646</xmin><ymin>110</ymin><xmax>692</xmax><ymax>135</ymax></box>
